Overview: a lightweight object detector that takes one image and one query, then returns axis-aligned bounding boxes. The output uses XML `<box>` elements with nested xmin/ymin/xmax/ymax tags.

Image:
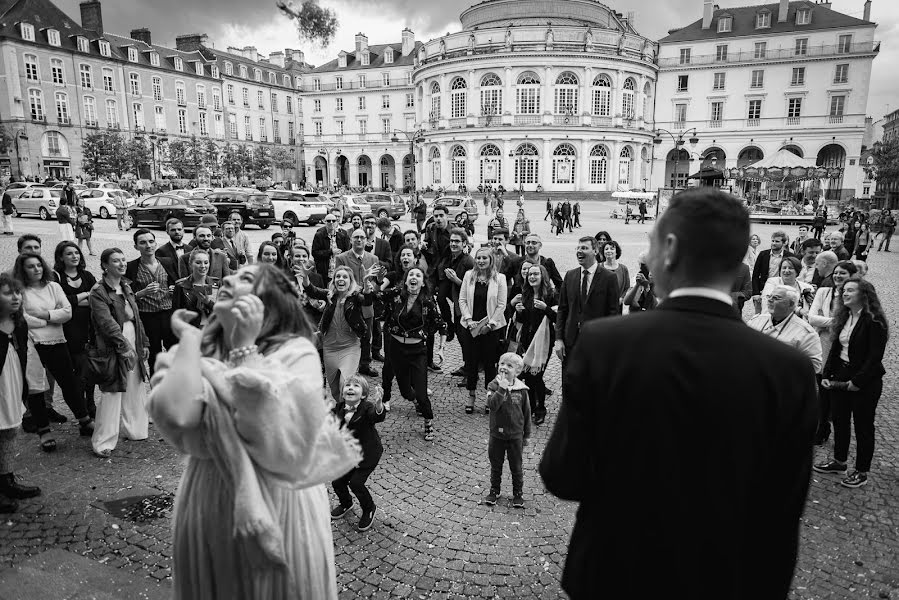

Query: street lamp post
<box><xmin>652</xmin><ymin>127</ymin><xmax>699</xmax><ymax>218</ymax></box>
<box><xmin>391</xmin><ymin>128</ymin><xmax>426</xmax><ymax>194</ymax></box>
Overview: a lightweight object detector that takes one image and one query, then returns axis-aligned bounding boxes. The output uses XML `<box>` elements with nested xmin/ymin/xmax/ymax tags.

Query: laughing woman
<box><xmin>173</xmin><ymin>249</ymin><xmax>217</xmax><ymax>328</ymax></box>
<box><xmin>514</xmin><ymin>264</ymin><xmax>556</xmax><ymax>425</ymax></box>
<box><xmin>370</xmin><ymin>267</ymin><xmax>446</xmax><ymax>441</ymax></box>
<box><xmin>148</xmin><ymin>263</ymin><xmax>360</xmax><ymax>599</ymax></box>
<box><xmin>301</xmin><ymin>265</ymin><xmax>375</xmax><ymax>399</ymax></box>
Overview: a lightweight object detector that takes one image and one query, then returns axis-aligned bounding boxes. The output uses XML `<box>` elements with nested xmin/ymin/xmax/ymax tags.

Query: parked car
<box><xmin>434</xmin><ymin>195</ymin><xmax>480</xmax><ymax>223</ymax></box>
<box><xmin>361</xmin><ymin>192</ymin><xmax>407</xmax><ymax>220</ymax></box>
<box><xmin>266</xmin><ymin>190</ymin><xmax>334</xmax><ymax>226</ymax></box>
<box><xmin>84</xmin><ymin>181</ymin><xmax>121</xmax><ymax>190</ymax></box>
<box><xmin>2</xmin><ymin>181</ymin><xmax>43</xmax><ymax>201</ymax></box>
<box><xmin>334</xmin><ymin>194</ymin><xmax>372</xmax><ymax>223</ymax></box>
<box><xmin>168</xmin><ymin>189</ymin><xmax>195</xmax><ymax>198</ymax></box>
<box><xmin>51</xmin><ymin>183</ymin><xmax>87</xmax><ymax>193</ymax></box>
<box><xmin>202</xmin><ymin>189</ymin><xmax>276</xmax><ymax>229</ymax></box>
<box><xmin>78</xmin><ymin>189</ymin><xmax>136</xmax><ymax>219</ymax></box>
<box><xmin>124</xmin><ymin>194</ymin><xmax>216</xmax><ymax>230</ymax></box>
<box><xmin>11</xmin><ymin>187</ymin><xmax>62</xmax><ymax>220</ymax></box>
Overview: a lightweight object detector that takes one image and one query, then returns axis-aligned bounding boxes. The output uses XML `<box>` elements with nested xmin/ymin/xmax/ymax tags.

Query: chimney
<box><xmin>778</xmin><ymin>0</ymin><xmax>789</xmax><ymax>22</ymax></box>
<box><xmin>269</xmin><ymin>51</ymin><xmax>285</xmax><ymax>68</ymax></box>
<box><xmin>863</xmin><ymin>0</ymin><xmax>872</xmax><ymax>21</ymax></box>
<box><xmin>227</xmin><ymin>46</ymin><xmax>242</xmax><ymax>56</ymax></box>
<box><xmin>243</xmin><ymin>46</ymin><xmax>258</xmax><ymax>62</ymax></box>
<box><xmin>79</xmin><ymin>1</ymin><xmax>103</xmax><ymax>34</ymax></box>
<box><xmin>818</xmin><ymin>1</ymin><xmax>832</xmax><ymax>8</ymax></box>
<box><xmin>402</xmin><ymin>28</ymin><xmax>415</xmax><ymax>56</ymax></box>
<box><xmin>702</xmin><ymin>0</ymin><xmax>713</xmax><ymax>30</ymax></box>
<box><xmin>175</xmin><ymin>33</ymin><xmax>207</xmax><ymax>52</ymax></box>
<box><xmin>130</xmin><ymin>28</ymin><xmax>151</xmax><ymax>45</ymax></box>
<box><xmin>285</xmin><ymin>48</ymin><xmax>305</xmax><ymax>64</ymax></box>
<box><xmin>355</xmin><ymin>33</ymin><xmax>368</xmax><ymax>53</ymax></box>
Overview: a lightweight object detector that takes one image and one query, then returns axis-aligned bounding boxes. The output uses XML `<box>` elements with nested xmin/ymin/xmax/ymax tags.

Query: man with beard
<box><xmin>750</xmin><ymin>231</ymin><xmax>794</xmax><ymax>312</ymax></box>
<box><xmin>336</xmin><ymin>229</ymin><xmax>380</xmax><ymax>377</ymax></box>
<box><xmin>155</xmin><ymin>219</ymin><xmax>189</xmax><ymax>278</ymax></box>
<box><xmin>179</xmin><ymin>226</ymin><xmax>231</xmax><ymax>280</ymax></box>
<box><xmin>443</xmin><ymin>228</ymin><xmax>476</xmax><ymax>376</ymax></box>
<box><xmin>523</xmin><ymin>234</ymin><xmax>563</xmax><ymax>290</ymax></box>
<box><xmin>421</xmin><ymin>205</ymin><xmax>452</xmax><ymax>372</ymax></box>
<box><xmin>796</xmin><ymin>238</ymin><xmax>824</xmax><ymax>285</ymax></box>
<box><xmin>490</xmin><ymin>228</ymin><xmax>522</xmax><ymax>289</ymax></box>
<box><xmin>553</xmin><ymin>236</ymin><xmax>618</xmax><ymax>367</ymax></box>
<box><xmin>228</xmin><ymin>211</ymin><xmax>253</xmax><ymax>264</ymax></box>
<box><xmin>312</xmin><ymin>209</ymin><xmax>350</xmax><ymax>283</ymax></box>
<box><xmin>541</xmin><ymin>189</ymin><xmax>817</xmax><ymax>600</ymax></box>
<box><xmin>396</xmin><ymin>229</ymin><xmax>428</xmax><ymax>273</ymax></box>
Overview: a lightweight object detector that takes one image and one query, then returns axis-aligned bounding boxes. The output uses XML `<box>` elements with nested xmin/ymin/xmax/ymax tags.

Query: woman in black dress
<box><xmin>514</xmin><ymin>264</ymin><xmax>556</xmax><ymax>425</ymax></box>
<box><xmin>53</xmin><ymin>241</ymin><xmax>97</xmax><ymax>418</ymax></box>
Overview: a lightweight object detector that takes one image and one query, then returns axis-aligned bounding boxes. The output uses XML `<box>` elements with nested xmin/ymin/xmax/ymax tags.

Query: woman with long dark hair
<box><xmin>288</xmin><ymin>245</ymin><xmax>326</xmax><ymax>323</ymax></box>
<box><xmin>13</xmin><ymin>253</ymin><xmax>93</xmax><ymax>450</ymax></box>
<box><xmin>371</xmin><ymin>267</ymin><xmax>445</xmax><ymax>441</ymax></box>
<box><xmin>458</xmin><ymin>247</ymin><xmax>507</xmax><ymax>414</ymax></box>
<box><xmin>172</xmin><ymin>248</ymin><xmax>217</xmax><ymax>328</ymax></box>
<box><xmin>54</xmin><ymin>241</ymin><xmax>97</xmax><ymax>418</ymax></box>
<box><xmin>0</xmin><ymin>273</ymin><xmax>42</xmax><ymax>512</ymax></box>
<box><xmin>514</xmin><ymin>264</ymin><xmax>556</xmax><ymax>425</ymax></box>
<box><xmin>301</xmin><ymin>265</ymin><xmax>375</xmax><ymax>399</ymax></box>
<box><xmin>256</xmin><ymin>241</ymin><xmax>284</xmax><ymax>269</ymax></box>
<box><xmin>814</xmin><ymin>278</ymin><xmax>888</xmax><ymax>489</ymax></box>
<box><xmin>89</xmin><ymin>248</ymin><xmax>150</xmax><ymax>457</ymax></box>
<box><xmin>73</xmin><ymin>197</ymin><xmax>95</xmax><ymax>256</ymax></box>
<box><xmin>600</xmin><ymin>241</ymin><xmax>630</xmax><ymax>310</ymax></box>
<box><xmin>149</xmin><ymin>263</ymin><xmax>360</xmax><ymax>598</ymax></box>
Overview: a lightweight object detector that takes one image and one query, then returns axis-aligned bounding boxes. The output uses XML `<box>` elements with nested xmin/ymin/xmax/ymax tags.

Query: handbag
<box><xmin>84</xmin><ymin>311</ymin><xmax>118</xmax><ymax>385</ymax></box>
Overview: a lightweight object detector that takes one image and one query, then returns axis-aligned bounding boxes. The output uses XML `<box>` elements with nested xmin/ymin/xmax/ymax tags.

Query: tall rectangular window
<box><xmin>838</xmin><ymin>35</ymin><xmax>852</xmax><ymax>53</ymax></box>
<box><xmin>431</xmin><ymin>96</ymin><xmax>441</xmax><ymax>119</ymax></box>
<box><xmin>288</xmin><ymin>122</ymin><xmax>295</xmax><ymax>141</ymax></box>
<box><xmin>754</xmin><ymin>42</ymin><xmax>767</xmax><ymax>59</ymax></box>
<box><xmin>286</xmin><ymin>97</ymin><xmax>293</xmax><ymax>114</ymax></box>
<box><xmin>51</xmin><ymin>59</ymin><xmax>65</xmax><ymax>85</ymax></box>
<box><xmin>679</xmin><ymin>48</ymin><xmax>691</xmax><ymax>64</ymax></box>
<box><xmin>382</xmin><ymin>118</ymin><xmax>390</xmax><ymax>134</ymax></box>
<box><xmin>358</xmin><ymin>120</ymin><xmax>367</xmax><ymax>135</ymax></box>
<box><xmin>747</xmin><ymin>99</ymin><xmax>762</xmax><ymax>120</ymax></box>
<box><xmin>788</xmin><ymin>98</ymin><xmax>802</xmax><ymax>118</ymax></box>
<box><xmin>176</xmin><ymin>83</ymin><xmax>186</xmax><ymax>105</ymax></box>
<box><xmin>314</xmin><ymin>99</ymin><xmax>321</xmax><ymax>112</ymax></box>
<box><xmin>382</xmin><ymin>94</ymin><xmax>390</xmax><ymax>109</ymax></box>
<box><xmin>677</xmin><ymin>75</ymin><xmax>689</xmax><ymax>92</ymax></box>
<box><xmin>153</xmin><ymin>77</ymin><xmax>163</xmax><ymax>101</ymax></box>
<box><xmin>154</xmin><ymin>105</ymin><xmax>165</xmax><ymax>131</ymax></box>
<box><xmin>674</xmin><ymin>103</ymin><xmax>687</xmax><ymax>123</ymax></box>
<box><xmin>791</xmin><ymin>67</ymin><xmax>805</xmax><ymax>86</ymax></box>
<box><xmin>271</xmin><ymin>92</ymin><xmax>278</xmax><ymax>111</ymax></box>
<box><xmin>257</xmin><ymin>90</ymin><xmax>264</xmax><ymax>109</ymax></box>
<box><xmin>244</xmin><ymin>115</ymin><xmax>252</xmax><ymax>139</ymax></box>
<box><xmin>199</xmin><ymin>112</ymin><xmax>208</xmax><ymax>136</ymax></box>
<box><xmin>129</xmin><ymin>73</ymin><xmax>141</xmax><ymax>96</ymax></box>
<box><xmin>710</xmin><ymin>101</ymin><xmax>723</xmax><ymax>122</ymax></box>
<box><xmin>713</xmin><ymin>72</ymin><xmax>726</xmax><ymax>90</ymax></box>
<box><xmin>197</xmin><ymin>86</ymin><xmax>206</xmax><ymax>108</ymax></box>
<box><xmin>406</xmin><ymin>93</ymin><xmax>414</xmax><ymax>108</ymax></box>
<box><xmin>227</xmin><ymin>84</ymin><xmax>234</xmax><ymax>104</ymax></box>
<box><xmin>242</xmin><ymin>88</ymin><xmax>249</xmax><ymax>107</ymax></box>
<box><xmin>335</xmin><ymin>76</ymin><xmax>343</xmax><ymax>90</ymax></box>
<box><xmin>102</xmin><ymin>69</ymin><xmax>114</xmax><ymax>92</ymax></box>
<box><xmin>132</xmin><ymin>103</ymin><xmax>144</xmax><ymax>129</ymax></box>
<box><xmin>28</xmin><ymin>89</ymin><xmax>44</xmax><ymax>120</ymax></box>
<box><xmin>750</xmin><ymin>70</ymin><xmax>764</xmax><ymax>89</ymax></box>
<box><xmin>55</xmin><ymin>93</ymin><xmax>69</xmax><ymax>123</ymax></box>
<box><xmin>516</xmin><ymin>88</ymin><xmax>539</xmax><ymax>114</ymax></box>
<box><xmin>259</xmin><ymin>117</ymin><xmax>267</xmax><ymax>141</ymax></box>
<box><xmin>829</xmin><ymin>96</ymin><xmax>845</xmax><ymax>116</ymax></box>
<box><xmin>214</xmin><ymin>113</ymin><xmax>224</xmax><ymax>138</ymax></box>
<box><xmin>756</xmin><ymin>12</ymin><xmax>770</xmax><ymax>28</ymax></box>
<box><xmin>80</xmin><ymin>64</ymin><xmax>93</xmax><ymax>89</ymax></box>
<box><xmin>794</xmin><ymin>38</ymin><xmax>808</xmax><ymax>56</ymax></box>
<box><xmin>314</xmin><ymin>121</ymin><xmax>322</xmax><ymax>137</ymax></box>
<box><xmin>24</xmin><ymin>55</ymin><xmax>39</xmax><ymax>81</ymax></box>
<box><xmin>382</xmin><ymin>73</ymin><xmax>390</xmax><ymax>86</ymax></box>
<box><xmin>273</xmin><ymin>119</ymin><xmax>280</xmax><ymax>142</ymax></box>
<box><xmin>358</xmin><ymin>96</ymin><xmax>366</xmax><ymax>110</ymax></box>
<box><xmin>106</xmin><ymin>99</ymin><xmax>119</xmax><ymax>127</ymax></box>
<box><xmin>228</xmin><ymin>114</ymin><xmax>237</xmax><ymax>138</ymax></box>
<box><xmin>178</xmin><ymin>109</ymin><xmax>187</xmax><ymax>134</ymax></box>
<box><xmin>715</xmin><ymin>45</ymin><xmax>728</xmax><ymax>62</ymax></box>
<box><xmin>84</xmin><ymin>97</ymin><xmax>97</xmax><ymax>125</ymax></box>
<box><xmin>213</xmin><ymin>88</ymin><xmax>221</xmax><ymax>110</ymax></box>
<box><xmin>834</xmin><ymin>64</ymin><xmax>849</xmax><ymax>84</ymax></box>
<box><xmin>336</xmin><ymin>97</ymin><xmax>343</xmax><ymax>111</ymax></box>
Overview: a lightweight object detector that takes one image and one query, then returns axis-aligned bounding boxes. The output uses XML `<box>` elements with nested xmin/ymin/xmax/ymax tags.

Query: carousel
<box><xmin>725</xmin><ymin>149</ymin><xmax>842</xmax><ymax>225</ymax></box>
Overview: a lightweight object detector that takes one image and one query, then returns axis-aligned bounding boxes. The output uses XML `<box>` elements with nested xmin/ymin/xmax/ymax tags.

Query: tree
<box><xmin>272</xmin><ymin>147</ymin><xmax>295</xmax><ymax>171</ymax></box>
<box><xmin>869</xmin><ymin>140</ymin><xmax>899</xmax><ymax>190</ymax></box>
<box><xmin>123</xmin><ymin>137</ymin><xmax>151</xmax><ymax>178</ymax></box>
<box><xmin>0</xmin><ymin>127</ymin><xmax>14</xmax><ymax>154</ymax></box>
<box><xmin>251</xmin><ymin>145</ymin><xmax>273</xmax><ymax>180</ymax></box>
<box><xmin>82</xmin><ymin>131</ymin><xmax>125</xmax><ymax>178</ymax></box>
<box><xmin>221</xmin><ymin>144</ymin><xmax>252</xmax><ymax>180</ymax></box>
<box><xmin>277</xmin><ymin>0</ymin><xmax>338</xmax><ymax>47</ymax></box>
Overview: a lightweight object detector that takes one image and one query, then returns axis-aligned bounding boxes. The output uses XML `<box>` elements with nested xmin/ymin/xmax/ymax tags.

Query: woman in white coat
<box><xmin>458</xmin><ymin>247</ymin><xmax>507</xmax><ymax>413</ymax></box>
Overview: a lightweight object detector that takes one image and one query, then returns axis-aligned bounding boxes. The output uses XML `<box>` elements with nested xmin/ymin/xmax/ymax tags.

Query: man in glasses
<box><xmin>311</xmin><ymin>208</ymin><xmax>350</xmax><ymax>283</ymax></box>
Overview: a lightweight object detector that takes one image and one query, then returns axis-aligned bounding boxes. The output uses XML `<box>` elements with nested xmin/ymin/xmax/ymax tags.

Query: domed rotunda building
<box><xmin>413</xmin><ymin>0</ymin><xmax>659</xmax><ymax>193</ymax></box>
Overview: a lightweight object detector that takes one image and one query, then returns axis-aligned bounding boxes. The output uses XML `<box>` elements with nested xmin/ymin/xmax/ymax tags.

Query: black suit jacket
<box><xmin>332</xmin><ymin>400</ymin><xmax>386</xmax><ymax>470</ymax></box>
<box><xmin>125</xmin><ymin>257</ymin><xmax>179</xmax><ymax>305</ymax></box>
<box><xmin>555</xmin><ymin>265</ymin><xmax>619</xmax><ymax>350</ymax></box>
<box><xmin>540</xmin><ymin>296</ymin><xmax>817</xmax><ymax>600</ymax></box>
<box><xmin>155</xmin><ymin>240</ymin><xmax>188</xmax><ymax>275</ymax></box>
<box><xmin>311</xmin><ymin>227</ymin><xmax>350</xmax><ymax>282</ymax></box>
<box><xmin>365</xmin><ymin>237</ymin><xmax>393</xmax><ymax>271</ymax></box>
<box><xmin>822</xmin><ymin>311</ymin><xmax>887</xmax><ymax>388</ymax></box>
<box><xmin>212</xmin><ymin>237</ymin><xmax>240</xmax><ymax>271</ymax></box>
<box><xmin>751</xmin><ymin>248</ymin><xmax>795</xmax><ymax>295</ymax></box>
<box><xmin>730</xmin><ymin>262</ymin><xmax>753</xmax><ymax>316</ymax></box>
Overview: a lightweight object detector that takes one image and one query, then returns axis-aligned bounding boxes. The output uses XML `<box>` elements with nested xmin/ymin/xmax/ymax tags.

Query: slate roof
<box><xmin>312</xmin><ymin>41</ymin><xmax>423</xmax><ymax>73</ymax></box>
<box><xmin>661</xmin><ymin>1</ymin><xmax>874</xmax><ymax>43</ymax></box>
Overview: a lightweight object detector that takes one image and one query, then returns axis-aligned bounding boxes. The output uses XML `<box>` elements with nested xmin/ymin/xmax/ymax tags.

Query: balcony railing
<box><xmin>708</xmin><ymin>120</ymin><xmax>722</xmax><ymax>128</ymax></box>
<box><xmin>554</xmin><ymin>115</ymin><xmax>582</xmax><ymax>125</ymax></box>
<box><xmin>513</xmin><ymin>115</ymin><xmax>541</xmax><ymax>126</ymax></box>
<box><xmin>786</xmin><ymin>117</ymin><xmax>801</xmax><ymax>126</ymax></box>
<box><xmin>659</xmin><ymin>41</ymin><xmax>879</xmax><ymax>67</ymax></box>
<box><xmin>593</xmin><ymin>116</ymin><xmax>613</xmax><ymax>126</ymax></box>
<box><xmin>659</xmin><ymin>114</ymin><xmax>862</xmax><ymax>132</ymax></box>
<box><xmin>301</xmin><ymin>79</ymin><xmax>413</xmax><ymax>93</ymax></box>
<box><xmin>747</xmin><ymin>119</ymin><xmax>761</xmax><ymax>127</ymax></box>
<box><xmin>673</xmin><ymin>120</ymin><xmax>686</xmax><ymax>129</ymax></box>
<box><xmin>829</xmin><ymin>115</ymin><xmax>844</xmax><ymax>124</ymax></box>
<box><xmin>448</xmin><ymin>117</ymin><xmax>466</xmax><ymax>128</ymax></box>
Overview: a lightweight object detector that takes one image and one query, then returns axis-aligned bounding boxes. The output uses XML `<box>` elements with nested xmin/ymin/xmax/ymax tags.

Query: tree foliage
<box><xmin>0</xmin><ymin>127</ymin><xmax>14</xmax><ymax>154</ymax></box>
<box><xmin>277</xmin><ymin>0</ymin><xmax>338</xmax><ymax>47</ymax></box>
<box><xmin>869</xmin><ymin>139</ymin><xmax>899</xmax><ymax>187</ymax></box>
<box><xmin>272</xmin><ymin>147</ymin><xmax>295</xmax><ymax>171</ymax></box>
<box><xmin>82</xmin><ymin>131</ymin><xmax>126</xmax><ymax>178</ymax></box>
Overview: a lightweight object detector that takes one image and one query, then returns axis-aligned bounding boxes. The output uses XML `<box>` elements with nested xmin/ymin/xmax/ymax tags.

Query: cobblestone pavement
<box><xmin>0</xmin><ymin>203</ymin><xmax>897</xmax><ymax>599</ymax></box>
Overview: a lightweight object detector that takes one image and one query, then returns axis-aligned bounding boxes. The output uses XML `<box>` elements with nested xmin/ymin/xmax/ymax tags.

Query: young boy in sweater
<box><xmin>484</xmin><ymin>352</ymin><xmax>531</xmax><ymax>508</ymax></box>
<box><xmin>330</xmin><ymin>375</ymin><xmax>386</xmax><ymax>532</ymax></box>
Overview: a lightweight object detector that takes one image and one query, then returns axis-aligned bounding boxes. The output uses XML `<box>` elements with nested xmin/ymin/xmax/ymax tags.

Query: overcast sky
<box><xmin>56</xmin><ymin>0</ymin><xmax>897</xmax><ymax>121</ymax></box>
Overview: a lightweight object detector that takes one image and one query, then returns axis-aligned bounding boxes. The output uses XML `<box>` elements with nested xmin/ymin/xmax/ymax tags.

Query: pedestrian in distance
<box><xmin>544</xmin><ymin>199</ymin><xmax>552</xmax><ymax>221</ymax></box>
<box><xmin>55</xmin><ymin>199</ymin><xmax>74</xmax><ymax>241</ymax></box>
<box><xmin>573</xmin><ymin>201</ymin><xmax>582</xmax><ymax>228</ymax></box>
<box><xmin>1</xmin><ymin>189</ymin><xmax>15</xmax><ymax>235</ymax></box>
<box><xmin>540</xmin><ymin>188</ymin><xmax>818</xmax><ymax>600</ymax></box>
<box><xmin>483</xmin><ymin>352</ymin><xmax>530</xmax><ymax>509</ymax></box>
<box><xmin>330</xmin><ymin>375</ymin><xmax>387</xmax><ymax>532</ymax></box>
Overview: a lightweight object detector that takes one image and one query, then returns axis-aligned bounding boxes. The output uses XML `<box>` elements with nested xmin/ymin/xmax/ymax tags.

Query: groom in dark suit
<box><xmin>554</xmin><ymin>236</ymin><xmax>619</xmax><ymax>365</ymax></box>
<box><xmin>540</xmin><ymin>188</ymin><xmax>818</xmax><ymax>600</ymax></box>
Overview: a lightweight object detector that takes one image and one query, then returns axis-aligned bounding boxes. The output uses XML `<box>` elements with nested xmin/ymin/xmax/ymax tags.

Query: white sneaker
<box><xmin>383</xmin><ymin>401</ymin><xmax>391</xmax><ymax>411</ymax></box>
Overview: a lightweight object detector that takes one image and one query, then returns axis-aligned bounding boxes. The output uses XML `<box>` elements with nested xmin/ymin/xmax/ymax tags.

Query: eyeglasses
<box><xmin>325</xmin><ymin>219</ymin><xmax>337</xmax><ymax>223</ymax></box>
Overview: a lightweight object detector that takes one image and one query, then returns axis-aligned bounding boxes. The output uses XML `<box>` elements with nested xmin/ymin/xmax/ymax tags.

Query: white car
<box><xmin>335</xmin><ymin>194</ymin><xmax>372</xmax><ymax>223</ymax></box>
<box><xmin>12</xmin><ymin>187</ymin><xmax>61</xmax><ymax>219</ymax></box>
<box><xmin>266</xmin><ymin>190</ymin><xmax>334</xmax><ymax>226</ymax></box>
<box><xmin>78</xmin><ymin>188</ymin><xmax>136</xmax><ymax>219</ymax></box>
<box><xmin>3</xmin><ymin>181</ymin><xmax>43</xmax><ymax>201</ymax></box>
<box><xmin>84</xmin><ymin>180</ymin><xmax>120</xmax><ymax>190</ymax></box>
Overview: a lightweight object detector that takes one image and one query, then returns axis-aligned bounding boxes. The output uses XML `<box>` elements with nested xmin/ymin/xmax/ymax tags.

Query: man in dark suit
<box><xmin>540</xmin><ymin>189</ymin><xmax>818</xmax><ymax>600</ymax></box>
<box><xmin>178</xmin><ymin>226</ymin><xmax>231</xmax><ymax>280</ymax></box>
<box><xmin>311</xmin><ymin>209</ymin><xmax>350</xmax><ymax>283</ymax></box>
<box><xmin>212</xmin><ymin>220</ymin><xmax>244</xmax><ymax>271</ymax></box>
<box><xmin>362</xmin><ymin>214</ymin><xmax>392</xmax><ymax>361</ymax></box>
<box><xmin>523</xmin><ymin>233</ymin><xmax>563</xmax><ymax>290</ymax></box>
<box><xmin>377</xmin><ymin>217</ymin><xmax>404</xmax><ymax>255</ymax></box>
<box><xmin>155</xmin><ymin>218</ymin><xmax>189</xmax><ymax>278</ymax></box>
<box><xmin>730</xmin><ymin>261</ymin><xmax>752</xmax><ymax>316</ymax></box>
<box><xmin>126</xmin><ymin>229</ymin><xmax>180</xmax><ymax>374</ymax></box>
<box><xmin>750</xmin><ymin>230</ymin><xmax>795</xmax><ymax>305</ymax></box>
<box><xmin>553</xmin><ymin>236</ymin><xmax>619</xmax><ymax>364</ymax></box>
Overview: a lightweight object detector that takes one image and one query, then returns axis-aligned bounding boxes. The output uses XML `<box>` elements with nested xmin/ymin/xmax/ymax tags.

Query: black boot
<box><xmin>0</xmin><ymin>473</ymin><xmax>41</xmax><ymax>499</ymax></box>
<box><xmin>0</xmin><ymin>495</ymin><xmax>17</xmax><ymax>513</ymax></box>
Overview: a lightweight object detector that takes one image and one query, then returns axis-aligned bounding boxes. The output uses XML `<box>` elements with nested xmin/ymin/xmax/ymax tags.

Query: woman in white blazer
<box><xmin>458</xmin><ymin>247</ymin><xmax>507</xmax><ymax>413</ymax></box>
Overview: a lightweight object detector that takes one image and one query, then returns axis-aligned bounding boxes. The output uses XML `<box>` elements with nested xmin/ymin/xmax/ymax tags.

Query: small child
<box><xmin>330</xmin><ymin>375</ymin><xmax>387</xmax><ymax>531</ymax></box>
<box><xmin>484</xmin><ymin>352</ymin><xmax>531</xmax><ymax>508</ymax></box>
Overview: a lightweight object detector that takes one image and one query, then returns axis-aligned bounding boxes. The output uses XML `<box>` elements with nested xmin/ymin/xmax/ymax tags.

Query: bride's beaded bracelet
<box><xmin>227</xmin><ymin>344</ymin><xmax>259</xmax><ymax>366</ymax></box>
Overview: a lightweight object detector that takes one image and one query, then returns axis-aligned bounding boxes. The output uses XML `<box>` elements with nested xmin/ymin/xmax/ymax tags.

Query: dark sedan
<box><xmin>204</xmin><ymin>189</ymin><xmax>275</xmax><ymax>229</ymax></box>
<box><xmin>124</xmin><ymin>194</ymin><xmax>216</xmax><ymax>230</ymax></box>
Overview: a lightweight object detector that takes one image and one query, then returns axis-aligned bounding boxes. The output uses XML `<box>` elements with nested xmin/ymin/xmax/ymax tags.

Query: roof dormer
<box><xmin>19</xmin><ymin>22</ymin><xmax>35</xmax><ymax>42</ymax></box>
<box><xmin>796</xmin><ymin>5</ymin><xmax>812</xmax><ymax>25</ymax></box>
<box><xmin>717</xmin><ymin>13</ymin><xmax>733</xmax><ymax>33</ymax></box>
<box><xmin>384</xmin><ymin>47</ymin><xmax>394</xmax><ymax>64</ymax></box>
<box><xmin>361</xmin><ymin>50</ymin><xmax>370</xmax><ymax>66</ymax></box>
<box><xmin>75</xmin><ymin>35</ymin><xmax>89</xmax><ymax>53</ymax></box>
<box><xmin>338</xmin><ymin>50</ymin><xmax>347</xmax><ymax>68</ymax></box>
<box><xmin>755</xmin><ymin>9</ymin><xmax>772</xmax><ymax>29</ymax></box>
<box><xmin>45</xmin><ymin>28</ymin><xmax>61</xmax><ymax>47</ymax></box>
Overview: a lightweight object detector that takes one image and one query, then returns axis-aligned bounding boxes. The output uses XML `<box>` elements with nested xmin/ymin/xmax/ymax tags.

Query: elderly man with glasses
<box><xmin>747</xmin><ymin>285</ymin><xmax>823</xmax><ymax>373</ymax></box>
<box><xmin>312</xmin><ymin>208</ymin><xmax>350</xmax><ymax>284</ymax></box>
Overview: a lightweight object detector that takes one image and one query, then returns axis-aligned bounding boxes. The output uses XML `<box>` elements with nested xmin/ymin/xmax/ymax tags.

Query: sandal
<box><xmin>39</xmin><ymin>432</ymin><xmax>56</xmax><ymax>453</ymax></box>
<box><xmin>465</xmin><ymin>405</ymin><xmax>474</xmax><ymax>414</ymax></box>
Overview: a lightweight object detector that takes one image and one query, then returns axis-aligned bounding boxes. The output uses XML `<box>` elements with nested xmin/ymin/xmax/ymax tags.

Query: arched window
<box><xmin>479</xmin><ymin>143</ymin><xmax>502</xmax><ymax>184</ymax></box>
<box><xmin>50</xmin><ymin>58</ymin><xmax>65</xmax><ymax>85</ymax></box>
<box><xmin>554</xmin><ymin>71</ymin><xmax>579</xmax><ymax>115</ymax></box>
<box><xmin>589</xmin><ymin>145</ymin><xmax>609</xmax><ymax>185</ymax></box>
<box><xmin>552</xmin><ymin>143</ymin><xmax>576</xmax><ymax>184</ymax></box>
<box><xmin>480</xmin><ymin>73</ymin><xmax>502</xmax><ymax>117</ymax></box>
<box><xmin>642</xmin><ymin>81</ymin><xmax>653</xmax><ymax>122</ymax></box>
<box><xmin>450</xmin><ymin>77</ymin><xmax>467</xmax><ymax>119</ymax></box>
<box><xmin>430</xmin><ymin>80</ymin><xmax>441</xmax><ymax>119</ymax></box>
<box><xmin>622</xmin><ymin>77</ymin><xmax>636</xmax><ymax>119</ymax></box>
<box><xmin>451</xmin><ymin>144</ymin><xmax>467</xmax><ymax>185</ymax></box>
<box><xmin>513</xmin><ymin>143</ymin><xmax>539</xmax><ymax>185</ymax></box>
<box><xmin>430</xmin><ymin>146</ymin><xmax>441</xmax><ymax>184</ymax></box>
<box><xmin>592</xmin><ymin>74</ymin><xmax>612</xmax><ymax>118</ymax></box>
<box><xmin>618</xmin><ymin>146</ymin><xmax>633</xmax><ymax>186</ymax></box>
<box><xmin>516</xmin><ymin>71</ymin><xmax>541</xmax><ymax>115</ymax></box>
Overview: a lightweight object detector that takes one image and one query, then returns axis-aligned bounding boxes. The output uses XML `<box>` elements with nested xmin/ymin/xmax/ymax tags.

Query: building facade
<box><xmin>654</xmin><ymin>0</ymin><xmax>879</xmax><ymax>201</ymax></box>
<box><xmin>412</xmin><ymin>0</ymin><xmax>659</xmax><ymax>193</ymax></box>
<box><xmin>300</xmin><ymin>30</ymin><xmax>421</xmax><ymax>190</ymax></box>
<box><xmin>0</xmin><ymin>0</ymin><xmax>309</xmax><ymax>182</ymax></box>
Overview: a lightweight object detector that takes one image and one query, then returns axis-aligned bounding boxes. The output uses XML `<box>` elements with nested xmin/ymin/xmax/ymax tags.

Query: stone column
<box><xmin>542</xmin><ymin>138</ymin><xmax>553</xmax><ymax>190</ymax></box>
<box><xmin>469</xmin><ymin>69</ymin><xmax>477</xmax><ymax>126</ymax></box>
<box><xmin>583</xmin><ymin>66</ymin><xmax>593</xmax><ymax>126</ymax></box>
<box><xmin>349</xmin><ymin>155</ymin><xmax>359</xmax><ymax>187</ymax></box>
<box><xmin>613</xmin><ymin>70</ymin><xmax>623</xmax><ymax>126</ymax></box>
<box><xmin>503</xmin><ymin>66</ymin><xmax>513</xmax><ymax>125</ymax></box>
<box><xmin>542</xmin><ymin>66</ymin><xmax>553</xmax><ymax>125</ymax></box>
